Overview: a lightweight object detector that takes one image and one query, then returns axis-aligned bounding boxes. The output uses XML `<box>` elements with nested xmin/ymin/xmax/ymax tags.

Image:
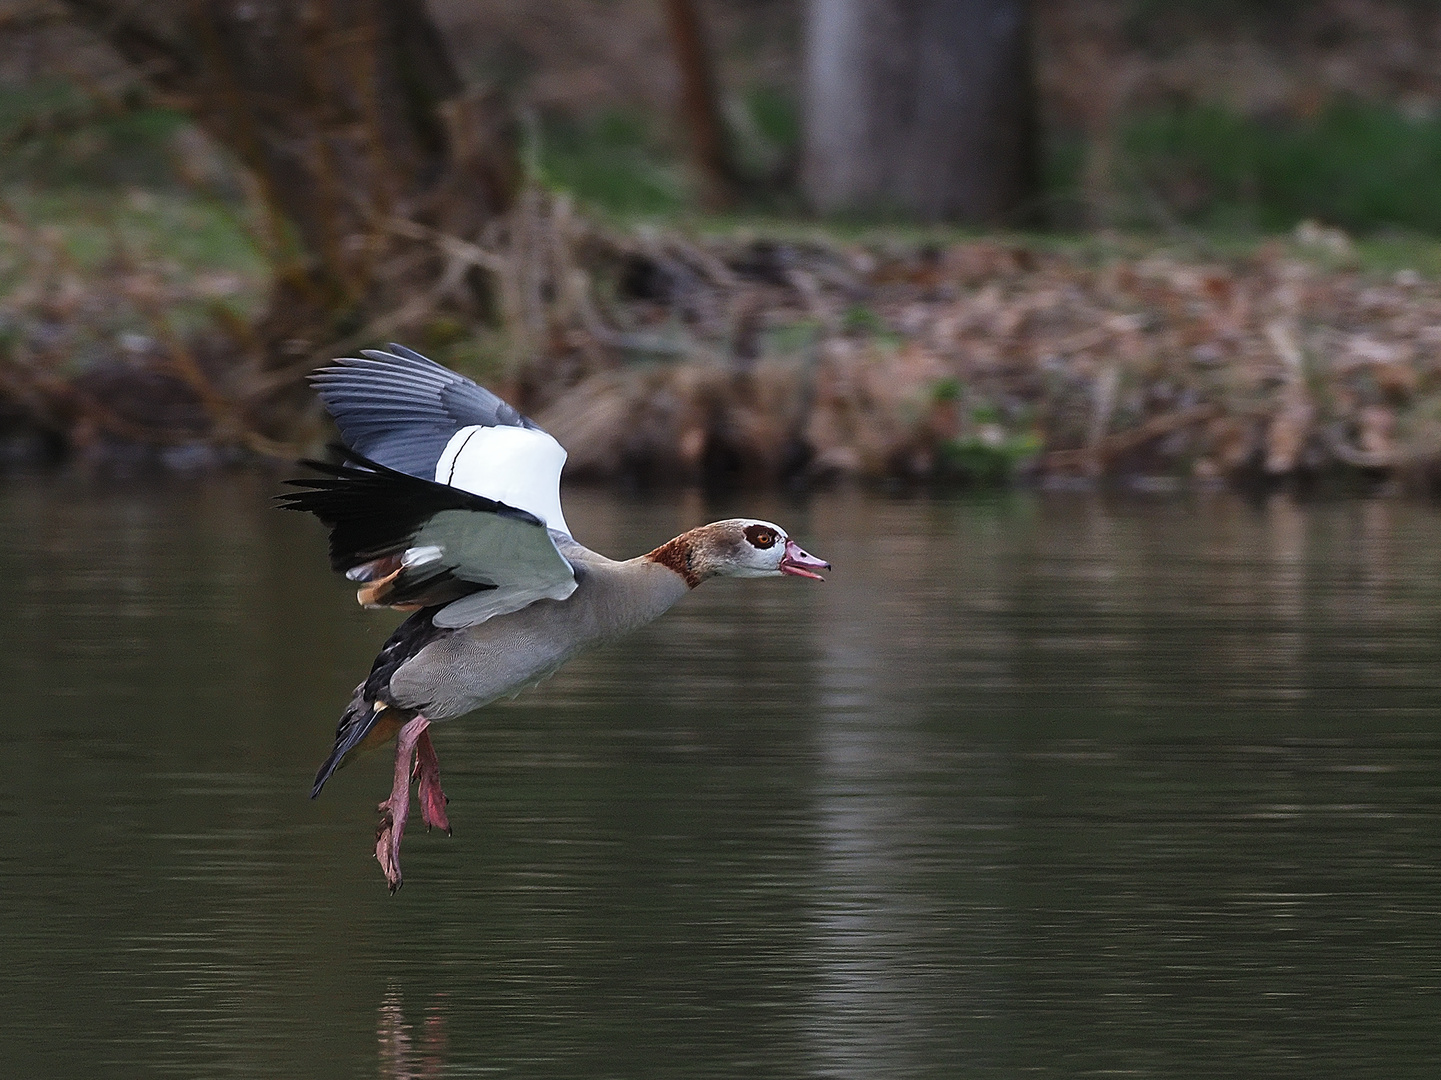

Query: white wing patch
<box><xmin>435</xmin><ymin>425</ymin><xmax>571</xmax><ymax>536</ymax></box>
<box><xmin>401</xmin><ymin>545</ymin><xmax>444</xmax><ymax>568</ymax></box>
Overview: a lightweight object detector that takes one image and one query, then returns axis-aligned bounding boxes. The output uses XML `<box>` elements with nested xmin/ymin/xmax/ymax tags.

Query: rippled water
<box><xmin>2</xmin><ymin>475</ymin><xmax>1441</xmax><ymax>1078</ymax></box>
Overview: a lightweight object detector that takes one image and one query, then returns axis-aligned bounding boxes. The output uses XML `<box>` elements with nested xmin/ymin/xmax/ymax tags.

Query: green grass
<box><xmin>535</xmin><ymin>111</ymin><xmax>690</xmax><ymax>217</ymax></box>
<box><xmin>7</xmin><ymin>77</ymin><xmax>1441</xmax><ymax>357</ymax></box>
<box><xmin>13</xmin><ymin>77</ymin><xmax>1441</xmax><ymax>246</ymax></box>
<box><xmin>0</xmin><ymin>184</ymin><xmax>270</xmax><ymax>344</ymax></box>
<box><xmin>2</xmin><ymin>185</ymin><xmax>265</xmax><ymax>274</ymax></box>
<box><xmin>534</xmin><ymin>92</ymin><xmax>803</xmax><ymax>220</ymax></box>
<box><xmin>743</xmin><ymin>86</ymin><xmax>800</xmax><ymax>153</ymax></box>
<box><xmin>0</xmin><ymin>86</ymin><xmax>270</xmax><ymax>346</ymax></box>
<box><xmin>0</xmin><ymin>84</ymin><xmax>194</xmax><ymax>190</ymax></box>
<box><xmin>533</xmin><ymin>91</ymin><xmax>1441</xmax><ymax>244</ymax></box>
<box><xmin>1070</xmin><ymin>99</ymin><xmax>1441</xmax><ymax>236</ymax></box>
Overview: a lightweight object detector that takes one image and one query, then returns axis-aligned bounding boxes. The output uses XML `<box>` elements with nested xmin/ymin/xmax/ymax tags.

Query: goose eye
<box><xmin>744</xmin><ymin>525</ymin><xmax>777</xmax><ymax>549</ymax></box>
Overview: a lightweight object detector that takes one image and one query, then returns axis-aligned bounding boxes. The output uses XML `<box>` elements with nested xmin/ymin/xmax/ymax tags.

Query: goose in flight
<box><xmin>280</xmin><ymin>345</ymin><xmax>830</xmax><ymax>891</ymax></box>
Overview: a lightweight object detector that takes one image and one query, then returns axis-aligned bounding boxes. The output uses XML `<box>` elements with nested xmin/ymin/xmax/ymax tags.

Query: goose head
<box><xmin>647</xmin><ymin>519</ymin><xmax>830</xmax><ymax>587</ymax></box>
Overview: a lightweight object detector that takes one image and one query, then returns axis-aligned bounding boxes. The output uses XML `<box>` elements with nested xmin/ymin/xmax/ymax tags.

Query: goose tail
<box><xmin>311</xmin><ymin>687</ymin><xmax>413</xmax><ymax>798</ymax></box>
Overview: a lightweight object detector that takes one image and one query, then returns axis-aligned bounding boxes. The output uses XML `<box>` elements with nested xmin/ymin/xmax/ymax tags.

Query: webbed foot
<box><xmin>414</xmin><ymin>728</ymin><xmax>451</xmax><ymax>835</ymax></box>
<box><xmin>373</xmin><ymin>716</ymin><xmax>432</xmax><ymax>893</ymax></box>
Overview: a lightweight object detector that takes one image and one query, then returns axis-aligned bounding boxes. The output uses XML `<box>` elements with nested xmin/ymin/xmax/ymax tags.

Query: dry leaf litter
<box><xmin>4</xmin><ymin>192</ymin><xmax>1441</xmax><ymax>489</ymax></box>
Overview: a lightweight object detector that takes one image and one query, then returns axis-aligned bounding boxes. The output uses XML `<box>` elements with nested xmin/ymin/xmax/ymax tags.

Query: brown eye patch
<box><xmin>744</xmin><ymin>525</ymin><xmax>778</xmax><ymax>549</ymax></box>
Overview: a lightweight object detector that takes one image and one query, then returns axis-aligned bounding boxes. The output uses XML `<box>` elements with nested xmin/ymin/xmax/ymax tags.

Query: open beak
<box><xmin>779</xmin><ymin>538</ymin><xmax>830</xmax><ymax>580</ymax></box>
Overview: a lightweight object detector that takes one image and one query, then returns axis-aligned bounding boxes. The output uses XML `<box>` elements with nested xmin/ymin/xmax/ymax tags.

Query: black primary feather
<box><xmin>309</xmin><ymin>344</ymin><xmax>540</xmax><ymax>479</ymax></box>
<box><xmin>310</xmin><ymin>606</ymin><xmax>451</xmax><ymax>797</ymax></box>
<box><xmin>276</xmin><ymin>446</ymin><xmax>541</xmax><ymax>573</ymax></box>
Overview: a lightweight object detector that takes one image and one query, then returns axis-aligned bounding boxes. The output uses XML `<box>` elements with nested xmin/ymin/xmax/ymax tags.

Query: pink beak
<box><xmin>779</xmin><ymin>538</ymin><xmax>830</xmax><ymax>580</ymax></box>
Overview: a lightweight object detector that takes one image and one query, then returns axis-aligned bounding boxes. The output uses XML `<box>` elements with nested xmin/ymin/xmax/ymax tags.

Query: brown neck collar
<box><xmin>644</xmin><ymin>532</ymin><xmax>703</xmax><ymax>588</ymax></box>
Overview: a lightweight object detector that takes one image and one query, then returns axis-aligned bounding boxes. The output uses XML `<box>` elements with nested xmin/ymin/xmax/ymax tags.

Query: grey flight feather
<box><xmin>411</xmin><ymin>510</ymin><xmax>578</xmax><ymax>628</ymax></box>
<box><xmin>309</xmin><ymin>344</ymin><xmax>540</xmax><ymax>479</ymax></box>
<box><xmin>279</xmin><ymin>445</ymin><xmax>576</xmax><ymax>627</ymax></box>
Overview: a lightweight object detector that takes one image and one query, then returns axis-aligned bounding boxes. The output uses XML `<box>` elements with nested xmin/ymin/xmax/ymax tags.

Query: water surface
<box><xmin>2</xmin><ymin>476</ymin><xmax>1440</xmax><ymax>1078</ymax></box>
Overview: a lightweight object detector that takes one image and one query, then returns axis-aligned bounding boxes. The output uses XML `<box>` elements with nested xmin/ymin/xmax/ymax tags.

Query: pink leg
<box><xmin>376</xmin><ymin>716</ymin><xmax>430</xmax><ymax>893</ymax></box>
<box><xmin>413</xmin><ymin>729</ymin><xmax>450</xmax><ymax>835</ymax></box>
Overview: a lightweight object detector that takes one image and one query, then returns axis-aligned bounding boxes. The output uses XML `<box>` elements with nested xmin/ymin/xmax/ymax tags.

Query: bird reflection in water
<box><xmin>377</xmin><ymin>987</ymin><xmax>447</xmax><ymax>1080</ymax></box>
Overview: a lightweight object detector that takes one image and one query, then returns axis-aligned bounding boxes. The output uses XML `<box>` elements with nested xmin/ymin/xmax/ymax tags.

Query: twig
<box><xmin>383</xmin><ymin>217</ymin><xmax>505</xmax><ymax>273</ymax></box>
<box><xmin>1045</xmin><ymin>404</ymin><xmax>1219</xmax><ymax>471</ymax></box>
<box><xmin>239</xmin><ymin>244</ymin><xmax>471</xmax><ymax>402</ymax></box>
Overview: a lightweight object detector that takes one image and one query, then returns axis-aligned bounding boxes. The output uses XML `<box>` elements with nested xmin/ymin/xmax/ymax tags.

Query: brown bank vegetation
<box><xmin>8</xmin><ymin>183</ymin><xmax>1441</xmax><ymax>493</ymax></box>
<box><xmin>531</xmin><ymin>218</ymin><xmax>1441</xmax><ymax>493</ymax></box>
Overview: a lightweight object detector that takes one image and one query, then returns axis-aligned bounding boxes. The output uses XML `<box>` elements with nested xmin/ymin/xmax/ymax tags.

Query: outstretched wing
<box><xmin>279</xmin><ymin>447</ymin><xmax>577</xmax><ymax>626</ymax></box>
<box><xmin>311</xmin><ymin>344</ymin><xmax>570</xmax><ymax>535</ymax></box>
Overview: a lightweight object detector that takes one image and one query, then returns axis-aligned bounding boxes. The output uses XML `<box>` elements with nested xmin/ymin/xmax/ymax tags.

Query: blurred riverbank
<box><xmin>7</xmin><ymin>195</ymin><xmax>1441</xmax><ymax>496</ymax></box>
<box><xmin>9</xmin><ymin>2</ymin><xmax>1441</xmax><ymax>492</ymax></box>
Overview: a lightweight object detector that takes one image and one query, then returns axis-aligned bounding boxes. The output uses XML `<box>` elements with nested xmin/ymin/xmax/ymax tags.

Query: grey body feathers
<box><xmin>387</xmin><ymin>538</ymin><xmax>689</xmax><ymax>720</ymax></box>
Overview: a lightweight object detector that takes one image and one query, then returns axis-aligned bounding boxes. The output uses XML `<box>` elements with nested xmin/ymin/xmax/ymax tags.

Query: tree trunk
<box><xmin>662</xmin><ymin>0</ymin><xmax>740</xmax><ymax>210</ymax></box>
<box><xmin>62</xmin><ymin>0</ymin><xmax>518</xmax><ymax>377</ymax></box>
<box><xmin>802</xmin><ymin>0</ymin><xmax>1038</xmax><ymax>224</ymax></box>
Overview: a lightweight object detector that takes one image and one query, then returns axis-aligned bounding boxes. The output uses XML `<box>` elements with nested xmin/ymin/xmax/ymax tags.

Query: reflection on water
<box><xmin>378</xmin><ymin>988</ymin><xmax>446</xmax><ymax>1080</ymax></box>
<box><xmin>2</xmin><ymin>475</ymin><xmax>1441</xmax><ymax>1077</ymax></box>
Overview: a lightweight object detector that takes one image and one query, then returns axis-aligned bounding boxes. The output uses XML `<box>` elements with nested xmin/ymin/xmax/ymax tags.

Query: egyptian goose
<box><xmin>280</xmin><ymin>345</ymin><xmax>830</xmax><ymax>891</ymax></box>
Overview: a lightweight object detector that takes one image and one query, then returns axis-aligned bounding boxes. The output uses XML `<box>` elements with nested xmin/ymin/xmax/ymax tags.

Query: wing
<box><xmin>310</xmin><ymin>344</ymin><xmax>570</xmax><ymax>535</ymax></box>
<box><xmin>278</xmin><ymin>448</ymin><xmax>577</xmax><ymax>627</ymax></box>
